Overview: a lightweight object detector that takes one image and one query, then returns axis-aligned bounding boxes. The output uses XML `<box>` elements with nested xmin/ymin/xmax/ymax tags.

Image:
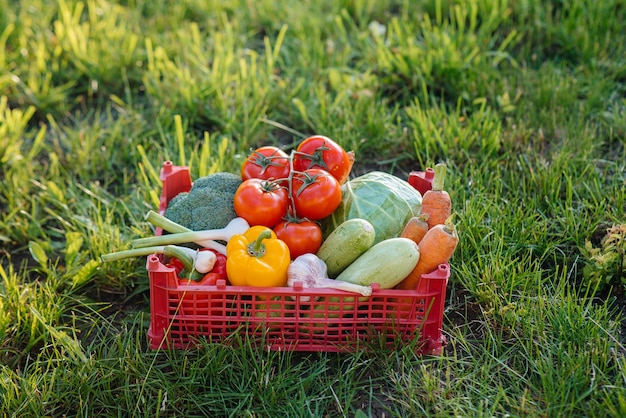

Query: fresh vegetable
<box><xmin>408</xmin><ymin>167</ymin><xmax>435</xmax><ymax>195</ymax></box>
<box><xmin>131</xmin><ymin>216</ymin><xmax>250</xmax><ymax>254</ymax></box>
<box><xmin>177</xmin><ymin>249</ymin><xmax>227</xmax><ymax>286</ymax></box>
<box><xmin>293</xmin><ymin>135</ymin><xmax>353</xmax><ymax>184</ymax></box>
<box><xmin>241</xmin><ymin>146</ymin><xmax>290</xmax><ymax>181</ymax></box>
<box><xmin>291</xmin><ymin>168</ymin><xmax>342</xmax><ymax>221</ymax></box>
<box><xmin>187</xmin><ymin>248</ymin><xmax>216</xmax><ymax>273</ymax></box>
<box><xmin>165</xmin><ymin>171</ymin><xmax>241</xmax><ymax>231</ymax></box>
<box><xmin>144</xmin><ymin>210</ymin><xmax>228</xmax><ymax>254</ymax></box>
<box><xmin>396</xmin><ymin>216</ymin><xmax>458</xmax><ymax>291</ymax></box>
<box><xmin>316</xmin><ymin>218</ymin><xmax>376</xmax><ymax>278</ymax></box>
<box><xmin>161</xmin><ymin>245</ymin><xmax>215</xmax><ymax>281</ymax></box>
<box><xmin>419</xmin><ymin>163</ymin><xmax>451</xmax><ymax>229</ymax></box>
<box><xmin>273</xmin><ymin>219</ymin><xmax>323</xmax><ymax>259</ymax></box>
<box><xmin>335</xmin><ymin>237</ymin><xmax>420</xmax><ymax>289</ymax></box>
<box><xmin>321</xmin><ymin>171</ymin><xmax>422</xmax><ymax>244</ymax></box>
<box><xmin>400</xmin><ymin>214</ymin><xmax>430</xmax><ymax>244</ymax></box>
<box><xmin>101</xmin><ymin>244</ymin><xmax>215</xmax><ymax>281</ymax></box>
<box><xmin>233</xmin><ymin>178</ymin><xmax>289</xmax><ymax>228</ymax></box>
<box><xmin>287</xmin><ymin>254</ymin><xmax>372</xmax><ymax>301</ymax></box>
<box><xmin>225</xmin><ymin>226</ymin><xmax>291</xmax><ymax>287</ymax></box>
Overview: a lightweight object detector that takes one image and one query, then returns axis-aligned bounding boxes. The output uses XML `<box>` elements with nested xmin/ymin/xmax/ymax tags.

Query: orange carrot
<box><xmin>401</xmin><ymin>213</ymin><xmax>430</xmax><ymax>244</ymax></box>
<box><xmin>419</xmin><ymin>163</ymin><xmax>451</xmax><ymax>229</ymax></box>
<box><xmin>396</xmin><ymin>216</ymin><xmax>458</xmax><ymax>291</ymax></box>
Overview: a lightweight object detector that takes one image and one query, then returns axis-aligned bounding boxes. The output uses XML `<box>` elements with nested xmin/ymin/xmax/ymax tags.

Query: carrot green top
<box><xmin>432</xmin><ymin>163</ymin><xmax>447</xmax><ymax>192</ymax></box>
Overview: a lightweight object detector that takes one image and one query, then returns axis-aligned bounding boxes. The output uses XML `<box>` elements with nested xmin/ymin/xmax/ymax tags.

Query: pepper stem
<box><xmin>247</xmin><ymin>229</ymin><xmax>273</xmax><ymax>258</ymax></box>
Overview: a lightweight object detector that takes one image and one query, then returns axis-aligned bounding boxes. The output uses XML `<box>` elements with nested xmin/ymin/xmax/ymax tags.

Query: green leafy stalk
<box><xmin>101</xmin><ymin>245</ymin><xmax>204</xmax><ymax>280</ymax></box>
<box><xmin>432</xmin><ymin>162</ymin><xmax>447</xmax><ymax>192</ymax></box>
<box><xmin>145</xmin><ymin>210</ymin><xmax>191</xmax><ymax>233</ymax></box>
<box><xmin>101</xmin><ymin>245</ymin><xmax>168</xmax><ymax>263</ymax></box>
<box><xmin>134</xmin><ymin>214</ymin><xmax>249</xmax><ymax>253</ymax></box>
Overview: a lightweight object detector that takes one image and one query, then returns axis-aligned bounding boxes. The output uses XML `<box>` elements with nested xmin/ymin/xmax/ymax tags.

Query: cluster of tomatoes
<box><xmin>233</xmin><ymin>135</ymin><xmax>354</xmax><ymax>258</ymax></box>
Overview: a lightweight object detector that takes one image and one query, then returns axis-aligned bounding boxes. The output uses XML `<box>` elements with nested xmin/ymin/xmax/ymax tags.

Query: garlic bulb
<box><xmin>288</xmin><ymin>254</ymin><xmax>372</xmax><ymax>301</ymax></box>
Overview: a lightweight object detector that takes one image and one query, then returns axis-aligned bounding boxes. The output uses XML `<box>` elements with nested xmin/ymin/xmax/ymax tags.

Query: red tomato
<box><xmin>290</xmin><ymin>169</ymin><xmax>342</xmax><ymax>221</ymax></box>
<box><xmin>241</xmin><ymin>146</ymin><xmax>291</xmax><ymax>181</ymax></box>
<box><xmin>293</xmin><ymin>135</ymin><xmax>353</xmax><ymax>184</ymax></box>
<box><xmin>274</xmin><ymin>220</ymin><xmax>323</xmax><ymax>259</ymax></box>
<box><xmin>234</xmin><ymin>178</ymin><xmax>289</xmax><ymax>227</ymax></box>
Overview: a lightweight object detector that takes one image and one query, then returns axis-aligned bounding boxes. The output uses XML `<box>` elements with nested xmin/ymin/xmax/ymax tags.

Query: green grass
<box><xmin>1</xmin><ymin>0</ymin><xmax>626</xmax><ymax>416</ymax></box>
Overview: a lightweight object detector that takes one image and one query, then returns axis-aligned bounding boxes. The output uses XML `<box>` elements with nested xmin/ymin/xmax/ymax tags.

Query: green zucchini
<box><xmin>335</xmin><ymin>237</ymin><xmax>420</xmax><ymax>289</ymax></box>
<box><xmin>316</xmin><ymin>218</ymin><xmax>376</xmax><ymax>278</ymax></box>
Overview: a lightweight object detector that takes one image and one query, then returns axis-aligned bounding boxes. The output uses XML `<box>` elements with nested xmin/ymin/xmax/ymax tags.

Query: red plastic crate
<box><xmin>147</xmin><ymin>162</ymin><xmax>450</xmax><ymax>354</ymax></box>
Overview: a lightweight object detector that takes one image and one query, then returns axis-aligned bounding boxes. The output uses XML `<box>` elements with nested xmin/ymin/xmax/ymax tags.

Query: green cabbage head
<box><xmin>321</xmin><ymin>171</ymin><xmax>422</xmax><ymax>244</ymax></box>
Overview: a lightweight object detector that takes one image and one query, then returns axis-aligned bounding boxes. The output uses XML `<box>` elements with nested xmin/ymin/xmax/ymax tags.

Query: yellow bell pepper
<box><xmin>225</xmin><ymin>226</ymin><xmax>291</xmax><ymax>287</ymax></box>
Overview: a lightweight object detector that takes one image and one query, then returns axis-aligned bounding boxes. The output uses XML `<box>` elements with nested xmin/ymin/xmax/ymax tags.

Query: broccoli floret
<box><xmin>165</xmin><ymin>172</ymin><xmax>242</xmax><ymax>231</ymax></box>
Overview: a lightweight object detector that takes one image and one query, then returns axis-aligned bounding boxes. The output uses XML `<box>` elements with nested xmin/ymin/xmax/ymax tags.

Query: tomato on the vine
<box><xmin>241</xmin><ymin>146</ymin><xmax>290</xmax><ymax>181</ymax></box>
<box><xmin>233</xmin><ymin>178</ymin><xmax>289</xmax><ymax>227</ymax></box>
<box><xmin>290</xmin><ymin>168</ymin><xmax>342</xmax><ymax>221</ymax></box>
<box><xmin>273</xmin><ymin>220</ymin><xmax>323</xmax><ymax>259</ymax></box>
<box><xmin>293</xmin><ymin>135</ymin><xmax>353</xmax><ymax>184</ymax></box>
